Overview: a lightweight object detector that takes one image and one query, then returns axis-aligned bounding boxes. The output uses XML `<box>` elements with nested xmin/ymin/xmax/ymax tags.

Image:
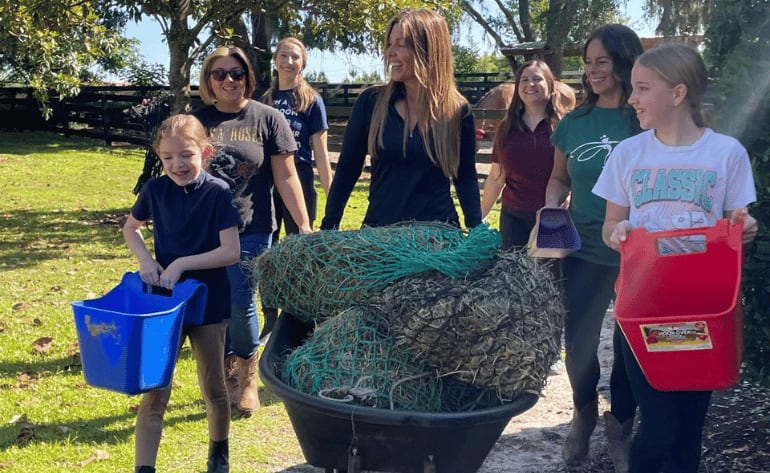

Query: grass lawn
<box><xmin>0</xmin><ymin>130</ymin><xmax>499</xmax><ymax>472</ymax></box>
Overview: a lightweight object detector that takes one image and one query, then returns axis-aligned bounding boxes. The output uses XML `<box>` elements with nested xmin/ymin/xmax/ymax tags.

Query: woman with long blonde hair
<box><xmin>262</xmin><ymin>37</ymin><xmax>332</xmax><ymax>236</ymax></box>
<box><xmin>320</xmin><ymin>8</ymin><xmax>481</xmax><ymax>229</ymax></box>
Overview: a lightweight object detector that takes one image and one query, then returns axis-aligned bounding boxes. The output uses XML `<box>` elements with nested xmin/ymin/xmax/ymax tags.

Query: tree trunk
<box><xmin>250</xmin><ymin>12</ymin><xmax>273</xmax><ymax>93</ymax></box>
<box><xmin>167</xmin><ymin>7</ymin><xmax>193</xmax><ymax>114</ymax></box>
<box><xmin>544</xmin><ymin>0</ymin><xmax>580</xmax><ymax>78</ymax></box>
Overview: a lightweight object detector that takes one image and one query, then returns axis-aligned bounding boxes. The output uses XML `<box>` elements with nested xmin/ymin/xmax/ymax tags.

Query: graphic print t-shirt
<box><xmin>551</xmin><ymin>106</ymin><xmax>639</xmax><ymax>265</ymax></box>
<box><xmin>593</xmin><ymin>128</ymin><xmax>756</xmax><ymax>252</ymax></box>
<box><xmin>194</xmin><ymin>100</ymin><xmax>297</xmax><ymax>234</ymax></box>
<box><xmin>270</xmin><ymin>89</ymin><xmax>328</xmax><ymax>164</ymax></box>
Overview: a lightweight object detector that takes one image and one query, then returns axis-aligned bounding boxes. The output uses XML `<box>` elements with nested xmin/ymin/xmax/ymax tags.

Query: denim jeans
<box><xmin>225</xmin><ymin>232</ymin><xmax>272</xmax><ymax>359</ymax></box>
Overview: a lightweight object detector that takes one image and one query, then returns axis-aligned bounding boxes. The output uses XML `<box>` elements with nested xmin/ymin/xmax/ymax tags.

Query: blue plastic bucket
<box><xmin>72</xmin><ymin>272</ymin><xmax>208</xmax><ymax>395</ymax></box>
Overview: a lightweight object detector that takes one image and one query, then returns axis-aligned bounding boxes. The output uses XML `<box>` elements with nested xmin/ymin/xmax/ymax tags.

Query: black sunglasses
<box><xmin>210</xmin><ymin>68</ymin><xmax>246</xmax><ymax>82</ymax></box>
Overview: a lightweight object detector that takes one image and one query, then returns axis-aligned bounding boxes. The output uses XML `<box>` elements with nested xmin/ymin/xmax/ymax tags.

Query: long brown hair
<box><xmin>368</xmin><ymin>8</ymin><xmax>469</xmax><ymax>179</ymax></box>
<box><xmin>261</xmin><ymin>37</ymin><xmax>318</xmax><ymax>113</ymax></box>
<box><xmin>493</xmin><ymin>61</ymin><xmax>571</xmax><ymax>145</ymax></box>
<box><xmin>579</xmin><ymin>24</ymin><xmax>643</xmax><ymax>111</ymax></box>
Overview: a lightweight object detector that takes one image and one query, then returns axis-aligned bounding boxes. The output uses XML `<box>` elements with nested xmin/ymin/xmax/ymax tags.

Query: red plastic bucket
<box><xmin>614</xmin><ymin>219</ymin><xmax>743</xmax><ymax>391</ymax></box>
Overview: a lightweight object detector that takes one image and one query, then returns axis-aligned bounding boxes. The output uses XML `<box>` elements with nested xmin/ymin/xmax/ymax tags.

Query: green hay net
<box><xmin>254</xmin><ymin>222</ymin><xmax>501</xmax><ymax>323</ymax></box>
<box><xmin>379</xmin><ymin>249</ymin><xmax>564</xmax><ymax>400</ymax></box>
<box><xmin>280</xmin><ymin>305</ymin><xmax>443</xmax><ymax>412</ymax></box>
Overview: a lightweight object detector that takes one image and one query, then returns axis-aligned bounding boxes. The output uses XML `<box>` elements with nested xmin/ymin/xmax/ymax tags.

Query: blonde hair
<box><xmin>636</xmin><ymin>42</ymin><xmax>709</xmax><ymax>127</ymax></box>
<box><xmin>368</xmin><ymin>8</ymin><xmax>469</xmax><ymax>179</ymax></box>
<box><xmin>261</xmin><ymin>37</ymin><xmax>318</xmax><ymax>113</ymax></box>
<box><xmin>153</xmin><ymin>114</ymin><xmax>211</xmax><ymax>155</ymax></box>
<box><xmin>198</xmin><ymin>46</ymin><xmax>257</xmax><ymax>105</ymax></box>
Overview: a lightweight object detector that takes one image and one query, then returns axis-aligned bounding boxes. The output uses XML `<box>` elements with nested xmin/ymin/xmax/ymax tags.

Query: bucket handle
<box><xmin>120</xmin><ymin>272</ymin><xmax>208</xmax><ymax>324</ymax></box>
<box><xmin>166</xmin><ymin>278</ymin><xmax>208</xmax><ymax>325</ymax></box>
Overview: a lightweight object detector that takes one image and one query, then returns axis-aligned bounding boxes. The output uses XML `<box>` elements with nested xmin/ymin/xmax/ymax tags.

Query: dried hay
<box><xmin>380</xmin><ymin>249</ymin><xmax>564</xmax><ymax>399</ymax></box>
<box><xmin>253</xmin><ymin>222</ymin><xmax>501</xmax><ymax>323</ymax></box>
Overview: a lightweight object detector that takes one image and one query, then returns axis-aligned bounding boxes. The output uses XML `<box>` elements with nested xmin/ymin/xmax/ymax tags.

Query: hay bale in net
<box><xmin>379</xmin><ymin>249</ymin><xmax>564</xmax><ymax>400</ymax></box>
<box><xmin>254</xmin><ymin>222</ymin><xmax>501</xmax><ymax>323</ymax></box>
<box><xmin>439</xmin><ymin>374</ymin><xmax>510</xmax><ymax>412</ymax></box>
<box><xmin>280</xmin><ymin>305</ymin><xmax>444</xmax><ymax>411</ymax></box>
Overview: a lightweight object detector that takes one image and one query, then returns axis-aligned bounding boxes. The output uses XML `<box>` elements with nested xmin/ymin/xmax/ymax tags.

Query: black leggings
<box><xmin>561</xmin><ymin>256</ymin><xmax>636</xmax><ymax>421</ymax></box>
<box><xmin>623</xmin><ymin>336</ymin><xmax>711</xmax><ymax>473</ymax></box>
<box><xmin>499</xmin><ymin>207</ymin><xmax>536</xmax><ymax>249</ymax></box>
<box><xmin>273</xmin><ymin>160</ymin><xmax>317</xmax><ymax>241</ymax></box>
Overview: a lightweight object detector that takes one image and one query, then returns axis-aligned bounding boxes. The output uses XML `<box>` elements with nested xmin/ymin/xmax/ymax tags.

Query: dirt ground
<box><xmin>271</xmin><ymin>136</ymin><xmax>770</xmax><ymax>473</ymax></box>
<box><xmin>275</xmin><ymin>310</ymin><xmax>770</xmax><ymax>473</ymax></box>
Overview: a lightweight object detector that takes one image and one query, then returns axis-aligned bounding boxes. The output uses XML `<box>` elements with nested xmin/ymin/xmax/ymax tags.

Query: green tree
<box><xmin>453</xmin><ymin>44</ymin><xmax>481</xmax><ymax>74</ymax></box>
<box><xmin>119</xmin><ymin>0</ymin><xmax>256</xmax><ymax>113</ymax></box>
<box><xmin>460</xmin><ymin>0</ymin><xmax>620</xmax><ymax>76</ymax></box>
<box><xmin>0</xmin><ymin>0</ymin><xmax>135</xmax><ymax>116</ymax></box>
<box><xmin>344</xmin><ymin>69</ymin><xmax>383</xmax><ymax>83</ymax></box>
<box><xmin>126</xmin><ymin>58</ymin><xmax>169</xmax><ymax>86</ymax></box>
<box><xmin>306</xmin><ymin>71</ymin><xmax>329</xmax><ymax>83</ymax></box>
<box><xmin>705</xmin><ymin>0</ymin><xmax>770</xmax><ymax>384</ymax></box>
<box><xmin>643</xmin><ymin>0</ymin><xmax>714</xmax><ymax>36</ymax></box>
<box><xmin>119</xmin><ymin>0</ymin><xmax>452</xmax><ymax>112</ymax></box>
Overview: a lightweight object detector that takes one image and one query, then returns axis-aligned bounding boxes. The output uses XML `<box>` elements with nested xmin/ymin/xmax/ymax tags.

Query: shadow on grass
<box><xmin>0</xmin><ymin>344</ymin><xmax>196</xmax><ymax>382</ymax></box>
<box><xmin>0</xmin><ymin>400</ymin><xmax>208</xmax><ymax>451</ymax></box>
<box><xmin>0</xmin><ymin>349</ymin><xmax>208</xmax><ymax>450</ymax></box>
<box><xmin>0</xmin><ymin>207</ymin><xmax>130</xmax><ymax>272</ymax></box>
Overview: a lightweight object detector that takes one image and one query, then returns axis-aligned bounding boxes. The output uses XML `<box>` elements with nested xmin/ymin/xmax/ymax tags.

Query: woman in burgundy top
<box><xmin>480</xmin><ymin>60</ymin><xmax>575</xmax><ymax>248</ymax></box>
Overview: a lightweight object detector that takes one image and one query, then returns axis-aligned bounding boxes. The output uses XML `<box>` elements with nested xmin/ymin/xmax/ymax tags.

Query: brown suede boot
<box><xmin>223</xmin><ymin>354</ymin><xmax>240</xmax><ymax>407</ymax></box>
<box><xmin>237</xmin><ymin>352</ymin><xmax>260</xmax><ymax>413</ymax></box>
<box><xmin>563</xmin><ymin>397</ymin><xmax>598</xmax><ymax>467</ymax></box>
<box><xmin>604</xmin><ymin>411</ymin><xmax>633</xmax><ymax>473</ymax></box>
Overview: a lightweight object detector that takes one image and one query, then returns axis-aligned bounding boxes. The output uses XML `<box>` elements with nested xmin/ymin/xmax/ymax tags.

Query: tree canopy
<box><xmin>0</xmin><ymin>0</ymin><xmax>135</xmax><ymax>116</ymax></box>
<box><xmin>460</xmin><ymin>0</ymin><xmax>621</xmax><ymax>75</ymax></box>
<box><xmin>0</xmin><ymin>0</ymin><xmax>721</xmax><ymax>113</ymax></box>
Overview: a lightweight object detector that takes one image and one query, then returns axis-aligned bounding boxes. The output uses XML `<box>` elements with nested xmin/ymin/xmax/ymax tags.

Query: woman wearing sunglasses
<box><xmin>194</xmin><ymin>46</ymin><xmax>311</xmax><ymax>422</ymax></box>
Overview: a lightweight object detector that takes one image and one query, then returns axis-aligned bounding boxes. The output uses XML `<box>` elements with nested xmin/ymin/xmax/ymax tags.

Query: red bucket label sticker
<box><xmin>639</xmin><ymin>321</ymin><xmax>712</xmax><ymax>352</ymax></box>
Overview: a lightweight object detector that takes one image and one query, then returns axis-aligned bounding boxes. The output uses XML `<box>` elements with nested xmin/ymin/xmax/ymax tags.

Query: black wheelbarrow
<box><xmin>259</xmin><ymin>313</ymin><xmax>539</xmax><ymax>473</ymax></box>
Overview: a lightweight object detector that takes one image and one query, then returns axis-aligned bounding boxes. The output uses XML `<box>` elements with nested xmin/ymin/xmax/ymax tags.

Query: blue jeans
<box><xmin>225</xmin><ymin>232</ymin><xmax>272</xmax><ymax>358</ymax></box>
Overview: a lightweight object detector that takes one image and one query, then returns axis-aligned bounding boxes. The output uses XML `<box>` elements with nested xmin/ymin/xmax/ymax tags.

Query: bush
<box><xmin>705</xmin><ymin>0</ymin><xmax>770</xmax><ymax>384</ymax></box>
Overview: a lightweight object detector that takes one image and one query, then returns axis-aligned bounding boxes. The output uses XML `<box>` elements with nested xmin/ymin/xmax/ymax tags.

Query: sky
<box><xmin>124</xmin><ymin>0</ymin><xmax>657</xmax><ymax>83</ymax></box>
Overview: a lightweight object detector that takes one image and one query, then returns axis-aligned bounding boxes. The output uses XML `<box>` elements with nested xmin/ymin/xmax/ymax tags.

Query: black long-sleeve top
<box><xmin>320</xmin><ymin>85</ymin><xmax>482</xmax><ymax>229</ymax></box>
